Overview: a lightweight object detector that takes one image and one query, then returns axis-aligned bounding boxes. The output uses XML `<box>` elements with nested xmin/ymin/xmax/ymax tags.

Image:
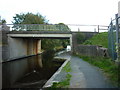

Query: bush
<box><xmin>76</xmin><ymin>32</ymin><xmax>86</xmax><ymax>44</ymax></box>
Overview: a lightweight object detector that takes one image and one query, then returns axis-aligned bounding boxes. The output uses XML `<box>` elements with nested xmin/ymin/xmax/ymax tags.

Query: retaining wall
<box><xmin>74</xmin><ymin>45</ymin><xmax>109</xmax><ymax>57</ymax></box>
<box><xmin>72</xmin><ymin>32</ymin><xmax>98</xmax><ymax>53</ymax></box>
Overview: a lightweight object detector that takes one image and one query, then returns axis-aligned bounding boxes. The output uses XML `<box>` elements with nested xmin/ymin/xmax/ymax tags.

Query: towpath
<box><xmin>57</xmin><ymin>52</ymin><xmax>115</xmax><ymax>88</ymax></box>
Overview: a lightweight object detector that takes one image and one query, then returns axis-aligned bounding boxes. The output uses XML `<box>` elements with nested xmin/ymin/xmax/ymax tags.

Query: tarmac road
<box><xmin>57</xmin><ymin>51</ymin><xmax>116</xmax><ymax>88</ymax></box>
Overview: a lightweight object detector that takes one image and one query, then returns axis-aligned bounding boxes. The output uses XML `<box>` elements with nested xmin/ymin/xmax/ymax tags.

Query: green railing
<box><xmin>0</xmin><ymin>24</ymin><xmax>108</xmax><ymax>32</ymax></box>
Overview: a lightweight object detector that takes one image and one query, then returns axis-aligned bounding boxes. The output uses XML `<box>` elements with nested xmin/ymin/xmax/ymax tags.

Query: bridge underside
<box><xmin>8</xmin><ymin>33</ymin><xmax>72</xmax><ymax>39</ymax></box>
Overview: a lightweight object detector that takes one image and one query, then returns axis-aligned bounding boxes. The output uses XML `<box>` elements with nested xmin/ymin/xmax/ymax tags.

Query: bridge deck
<box><xmin>8</xmin><ymin>31</ymin><xmax>72</xmax><ymax>34</ymax></box>
<box><xmin>8</xmin><ymin>31</ymin><xmax>72</xmax><ymax>39</ymax></box>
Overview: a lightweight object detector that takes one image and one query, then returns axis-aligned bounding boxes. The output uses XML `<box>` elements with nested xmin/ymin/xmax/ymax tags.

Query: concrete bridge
<box><xmin>0</xmin><ymin>25</ymin><xmax>98</xmax><ymax>63</ymax></box>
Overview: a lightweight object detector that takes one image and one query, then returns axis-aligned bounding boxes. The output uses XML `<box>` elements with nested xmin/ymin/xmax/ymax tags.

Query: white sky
<box><xmin>0</xmin><ymin>0</ymin><xmax>119</xmax><ymax>26</ymax></box>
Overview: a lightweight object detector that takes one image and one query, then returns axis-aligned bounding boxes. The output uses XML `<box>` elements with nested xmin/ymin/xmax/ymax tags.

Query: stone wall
<box><xmin>74</xmin><ymin>45</ymin><xmax>109</xmax><ymax>57</ymax></box>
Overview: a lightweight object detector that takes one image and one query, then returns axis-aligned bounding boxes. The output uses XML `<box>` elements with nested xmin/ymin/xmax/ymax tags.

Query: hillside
<box><xmin>83</xmin><ymin>32</ymin><xmax>108</xmax><ymax>48</ymax></box>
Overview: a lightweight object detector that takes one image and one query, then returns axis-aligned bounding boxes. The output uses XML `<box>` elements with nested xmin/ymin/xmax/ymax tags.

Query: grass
<box><xmin>75</xmin><ymin>54</ymin><xmax>119</xmax><ymax>87</ymax></box>
<box><xmin>62</xmin><ymin>61</ymin><xmax>71</xmax><ymax>72</ymax></box>
<box><xmin>50</xmin><ymin>61</ymin><xmax>72</xmax><ymax>88</ymax></box>
<box><xmin>51</xmin><ymin>74</ymin><xmax>71</xmax><ymax>88</ymax></box>
<box><xmin>83</xmin><ymin>32</ymin><xmax>108</xmax><ymax>48</ymax></box>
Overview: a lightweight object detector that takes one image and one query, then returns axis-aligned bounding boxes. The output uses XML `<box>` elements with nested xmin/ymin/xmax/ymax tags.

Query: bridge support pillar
<box><xmin>37</xmin><ymin>40</ymin><xmax>41</xmax><ymax>54</ymax></box>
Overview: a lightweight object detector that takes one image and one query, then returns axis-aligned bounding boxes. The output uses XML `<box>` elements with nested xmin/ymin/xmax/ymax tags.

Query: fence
<box><xmin>108</xmin><ymin>14</ymin><xmax>120</xmax><ymax>60</ymax></box>
<box><xmin>0</xmin><ymin>24</ymin><xmax>108</xmax><ymax>32</ymax></box>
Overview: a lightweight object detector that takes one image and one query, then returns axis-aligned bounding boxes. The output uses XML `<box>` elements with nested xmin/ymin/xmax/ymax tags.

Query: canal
<box><xmin>2</xmin><ymin>52</ymin><xmax>65</xmax><ymax>89</ymax></box>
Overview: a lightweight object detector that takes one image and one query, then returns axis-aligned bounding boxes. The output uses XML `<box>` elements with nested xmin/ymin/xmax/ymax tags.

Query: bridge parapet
<box><xmin>8</xmin><ymin>30</ymin><xmax>72</xmax><ymax>34</ymax></box>
<box><xmin>5</xmin><ymin>24</ymin><xmax>71</xmax><ymax>32</ymax></box>
<box><xmin>1</xmin><ymin>24</ymin><xmax>108</xmax><ymax>32</ymax></box>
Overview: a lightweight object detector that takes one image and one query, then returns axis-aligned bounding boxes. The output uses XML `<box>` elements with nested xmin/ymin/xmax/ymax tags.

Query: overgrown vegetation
<box><xmin>83</xmin><ymin>32</ymin><xmax>108</xmax><ymax>48</ymax></box>
<box><xmin>41</xmin><ymin>39</ymin><xmax>69</xmax><ymax>51</ymax></box>
<box><xmin>75</xmin><ymin>54</ymin><xmax>119</xmax><ymax>87</ymax></box>
<box><xmin>76</xmin><ymin>32</ymin><xmax>86</xmax><ymax>44</ymax></box>
<box><xmin>50</xmin><ymin>61</ymin><xmax>71</xmax><ymax>88</ymax></box>
<box><xmin>62</xmin><ymin>62</ymin><xmax>71</xmax><ymax>72</ymax></box>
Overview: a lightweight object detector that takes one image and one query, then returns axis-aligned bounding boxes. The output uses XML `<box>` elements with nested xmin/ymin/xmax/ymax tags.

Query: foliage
<box><xmin>76</xmin><ymin>32</ymin><xmax>86</xmax><ymax>44</ymax></box>
<box><xmin>0</xmin><ymin>17</ymin><xmax>6</xmax><ymax>24</ymax></box>
<box><xmin>75</xmin><ymin>54</ymin><xmax>119</xmax><ymax>86</ymax></box>
<box><xmin>41</xmin><ymin>39</ymin><xmax>60</xmax><ymax>50</ymax></box>
<box><xmin>12</xmin><ymin>12</ymin><xmax>48</xmax><ymax>30</ymax></box>
<box><xmin>61</xmin><ymin>39</ymin><xmax>69</xmax><ymax>48</ymax></box>
<box><xmin>83</xmin><ymin>32</ymin><xmax>108</xmax><ymax>48</ymax></box>
<box><xmin>55</xmin><ymin>23</ymin><xmax>71</xmax><ymax>31</ymax></box>
<box><xmin>12</xmin><ymin>12</ymin><xmax>48</xmax><ymax>24</ymax></box>
<box><xmin>41</xmin><ymin>39</ymin><xmax>69</xmax><ymax>51</ymax></box>
<box><xmin>62</xmin><ymin>62</ymin><xmax>71</xmax><ymax>72</ymax></box>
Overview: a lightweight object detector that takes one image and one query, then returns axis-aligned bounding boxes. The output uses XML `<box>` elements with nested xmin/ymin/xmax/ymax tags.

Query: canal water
<box><xmin>2</xmin><ymin>53</ymin><xmax>64</xmax><ymax>89</ymax></box>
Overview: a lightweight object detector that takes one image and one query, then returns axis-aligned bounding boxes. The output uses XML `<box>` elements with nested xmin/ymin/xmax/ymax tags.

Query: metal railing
<box><xmin>108</xmin><ymin>14</ymin><xmax>120</xmax><ymax>60</ymax></box>
<box><xmin>0</xmin><ymin>24</ymin><xmax>108</xmax><ymax>32</ymax></box>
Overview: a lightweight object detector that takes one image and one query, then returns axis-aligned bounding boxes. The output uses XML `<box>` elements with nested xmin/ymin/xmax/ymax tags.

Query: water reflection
<box><xmin>2</xmin><ymin>53</ymin><xmax>63</xmax><ymax>88</ymax></box>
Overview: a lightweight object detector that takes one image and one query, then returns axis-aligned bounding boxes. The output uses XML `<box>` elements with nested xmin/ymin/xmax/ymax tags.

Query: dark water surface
<box><xmin>2</xmin><ymin>54</ymin><xmax>64</xmax><ymax>89</ymax></box>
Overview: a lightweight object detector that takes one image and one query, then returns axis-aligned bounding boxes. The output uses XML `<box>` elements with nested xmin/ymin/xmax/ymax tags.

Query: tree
<box><xmin>0</xmin><ymin>17</ymin><xmax>6</xmax><ymax>24</ymax></box>
<box><xmin>55</xmin><ymin>23</ymin><xmax>70</xmax><ymax>31</ymax></box>
<box><xmin>13</xmin><ymin>12</ymin><xmax>48</xmax><ymax>24</ymax></box>
<box><xmin>12</xmin><ymin>12</ymin><xmax>48</xmax><ymax>30</ymax></box>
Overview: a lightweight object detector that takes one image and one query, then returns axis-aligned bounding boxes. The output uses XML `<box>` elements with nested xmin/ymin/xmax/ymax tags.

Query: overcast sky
<box><xmin>0</xmin><ymin>0</ymin><xmax>119</xmax><ymax>26</ymax></box>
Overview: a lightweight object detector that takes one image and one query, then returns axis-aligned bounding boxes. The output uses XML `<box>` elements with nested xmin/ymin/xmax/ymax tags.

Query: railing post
<box><xmin>115</xmin><ymin>14</ymin><xmax>119</xmax><ymax>61</ymax></box>
<box><xmin>98</xmin><ymin>25</ymin><xmax>99</xmax><ymax>33</ymax></box>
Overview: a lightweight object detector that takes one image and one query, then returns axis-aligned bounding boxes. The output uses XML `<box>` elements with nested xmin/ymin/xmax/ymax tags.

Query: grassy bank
<box><xmin>50</xmin><ymin>61</ymin><xmax>71</xmax><ymax>88</ymax></box>
<box><xmin>83</xmin><ymin>32</ymin><xmax>108</xmax><ymax>48</ymax></box>
<box><xmin>75</xmin><ymin>54</ymin><xmax>119</xmax><ymax>87</ymax></box>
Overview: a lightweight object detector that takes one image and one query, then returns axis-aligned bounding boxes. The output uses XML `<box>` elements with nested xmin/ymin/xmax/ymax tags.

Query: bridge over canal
<box><xmin>0</xmin><ymin>24</ymin><xmax>106</xmax><ymax>62</ymax></box>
